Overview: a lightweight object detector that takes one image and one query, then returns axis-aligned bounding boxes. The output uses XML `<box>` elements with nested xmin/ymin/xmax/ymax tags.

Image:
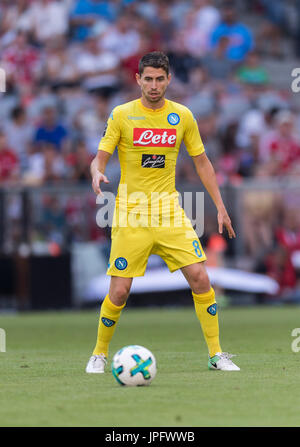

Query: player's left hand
<box><xmin>217</xmin><ymin>209</ymin><xmax>236</xmax><ymax>239</ymax></box>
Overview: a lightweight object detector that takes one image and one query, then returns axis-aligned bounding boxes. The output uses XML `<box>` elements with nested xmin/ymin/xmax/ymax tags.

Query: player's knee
<box><xmin>190</xmin><ymin>269</ymin><xmax>210</xmax><ymax>294</ymax></box>
<box><xmin>110</xmin><ymin>285</ymin><xmax>130</xmax><ymax>306</ymax></box>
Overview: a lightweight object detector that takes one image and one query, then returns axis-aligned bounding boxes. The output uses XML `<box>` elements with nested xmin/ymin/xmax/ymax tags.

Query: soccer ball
<box><xmin>111</xmin><ymin>345</ymin><xmax>157</xmax><ymax>386</ymax></box>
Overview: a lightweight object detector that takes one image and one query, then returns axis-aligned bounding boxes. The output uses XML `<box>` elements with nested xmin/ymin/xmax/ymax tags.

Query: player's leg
<box><xmin>181</xmin><ymin>262</ymin><xmax>240</xmax><ymax>371</ymax></box>
<box><xmin>86</xmin><ymin>276</ymin><xmax>132</xmax><ymax>373</ymax></box>
<box><xmin>181</xmin><ymin>262</ymin><xmax>221</xmax><ymax>357</ymax></box>
<box><xmin>86</xmin><ymin>224</ymin><xmax>153</xmax><ymax>374</ymax></box>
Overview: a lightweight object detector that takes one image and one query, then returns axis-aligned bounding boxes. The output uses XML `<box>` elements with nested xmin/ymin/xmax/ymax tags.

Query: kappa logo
<box><xmin>133</xmin><ymin>128</ymin><xmax>177</xmax><ymax>147</ymax></box>
<box><xmin>207</xmin><ymin>303</ymin><xmax>217</xmax><ymax>316</ymax></box>
<box><xmin>128</xmin><ymin>116</ymin><xmax>145</xmax><ymax>120</ymax></box>
<box><xmin>103</xmin><ymin>123</ymin><xmax>108</xmax><ymax>137</ymax></box>
<box><xmin>115</xmin><ymin>257</ymin><xmax>128</xmax><ymax>270</ymax></box>
<box><xmin>101</xmin><ymin>317</ymin><xmax>116</xmax><ymax>327</ymax></box>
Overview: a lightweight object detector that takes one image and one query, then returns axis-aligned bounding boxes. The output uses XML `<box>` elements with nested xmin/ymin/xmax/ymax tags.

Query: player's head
<box><xmin>136</xmin><ymin>52</ymin><xmax>171</xmax><ymax>104</ymax></box>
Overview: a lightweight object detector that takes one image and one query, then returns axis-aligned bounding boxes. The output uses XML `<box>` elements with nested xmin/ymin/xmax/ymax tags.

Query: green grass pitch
<box><xmin>1</xmin><ymin>305</ymin><xmax>300</xmax><ymax>427</ymax></box>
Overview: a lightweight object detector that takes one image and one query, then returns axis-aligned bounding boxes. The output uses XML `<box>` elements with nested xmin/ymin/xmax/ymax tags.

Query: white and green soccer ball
<box><xmin>111</xmin><ymin>345</ymin><xmax>157</xmax><ymax>386</ymax></box>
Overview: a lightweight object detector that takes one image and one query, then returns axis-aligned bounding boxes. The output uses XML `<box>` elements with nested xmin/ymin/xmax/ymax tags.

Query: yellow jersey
<box><xmin>98</xmin><ymin>98</ymin><xmax>205</xmax><ymax>217</ymax></box>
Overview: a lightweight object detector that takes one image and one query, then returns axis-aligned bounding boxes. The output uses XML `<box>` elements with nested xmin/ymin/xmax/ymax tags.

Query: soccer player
<box><xmin>86</xmin><ymin>52</ymin><xmax>240</xmax><ymax>373</ymax></box>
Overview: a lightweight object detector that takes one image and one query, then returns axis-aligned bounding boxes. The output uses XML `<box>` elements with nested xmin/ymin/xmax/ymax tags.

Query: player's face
<box><xmin>136</xmin><ymin>67</ymin><xmax>171</xmax><ymax>105</ymax></box>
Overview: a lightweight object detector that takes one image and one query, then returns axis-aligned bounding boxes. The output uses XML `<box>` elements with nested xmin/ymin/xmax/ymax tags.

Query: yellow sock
<box><xmin>93</xmin><ymin>294</ymin><xmax>126</xmax><ymax>357</ymax></box>
<box><xmin>192</xmin><ymin>287</ymin><xmax>221</xmax><ymax>357</ymax></box>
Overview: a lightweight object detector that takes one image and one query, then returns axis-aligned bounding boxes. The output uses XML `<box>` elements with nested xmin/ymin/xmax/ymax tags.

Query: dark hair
<box><xmin>11</xmin><ymin>106</ymin><xmax>25</xmax><ymax>120</ymax></box>
<box><xmin>138</xmin><ymin>51</ymin><xmax>169</xmax><ymax>76</ymax></box>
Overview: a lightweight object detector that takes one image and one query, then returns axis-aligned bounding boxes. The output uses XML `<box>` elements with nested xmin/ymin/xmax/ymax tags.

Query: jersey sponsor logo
<box><xmin>115</xmin><ymin>257</ymin><xmax>128</xmax><ymax>270</ymax></box>
<box><xmin>133</xmin><ymin>128</ymin><xmax>176</xmax><ymax>147</ymax></box>
<box><xmin>141</xmin><ymin>154</ymin><xmax>165</xmax><ymax>168</ymax></box>
<box><xmin>101</xmin><ymin>317</ymin><xmax>115</xmax><ymax>327</ymax></box>
<box><xmin>207</xmin><ymin>303</ymin><xmax>217</xmax><ymax>316</ymax></box>
<box><xmin>167</xmin><ymin>112</ymin><xmax>180</xmax><ymax>125</ymax></box>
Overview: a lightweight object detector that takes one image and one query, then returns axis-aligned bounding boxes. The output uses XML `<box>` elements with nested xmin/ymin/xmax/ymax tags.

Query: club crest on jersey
<box><xmin>115</xmin><ymin>257</ymin><xmax>128</xmax><ymax>270</ymax></box>
<box><xmin>167</xmin><ymin>113</ymin><xmax>180</xmax><ymax>125</ymax></box>
<box><xmin>133</xmin><ymin>128</ymin><xmax>176</xmax><ymax>147</ymax></box>
<box><xmin>207</xmin><ymin>303</ymin><xmax>218</xmax><ymax>316</ymax></box>
<box><xmin>142</xmin><ymin>154</ymin><xmax>165</xmax><ymax>168</ymax></box>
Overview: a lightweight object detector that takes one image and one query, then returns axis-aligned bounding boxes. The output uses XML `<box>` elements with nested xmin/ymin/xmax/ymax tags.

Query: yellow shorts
<box><xmin>107</xmin><ymin>211</ymin><xmax>206</xmax><ymax>277</ymax></box>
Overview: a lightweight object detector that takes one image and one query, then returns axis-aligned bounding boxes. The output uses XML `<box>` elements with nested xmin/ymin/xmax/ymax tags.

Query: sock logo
<box><xmin>101</xmin><ymin>317</ymin><xmax>115</xmax><ymax>327</ymax></box>
<box><xmin>207</xmin><ymin>303</ymin><xmax>217</xmax><ymax>316</ymax></box>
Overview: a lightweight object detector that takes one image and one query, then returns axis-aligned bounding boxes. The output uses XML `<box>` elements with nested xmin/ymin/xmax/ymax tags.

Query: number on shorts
<box><xmin>193</xmin><ymin>240</ymin><xmax>202</xmax><ymax>258</ymax></box>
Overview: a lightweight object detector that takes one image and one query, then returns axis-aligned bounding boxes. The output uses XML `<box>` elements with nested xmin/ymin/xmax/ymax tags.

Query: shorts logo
<box><xmin>142</xmin><ymin>154</ymin><xmax>165</xmax><ymax>168</ymax></box>
<box><xmin>101</xmin><ymin>317</ymin><xmax>115</xmax><ymax>327</ymax></box>
<box><xmin>115</xmin><ymin>257</ymin><xmax>128</xmax><ymax>270</ymax></box>
<box><xmin>133</xmin><ymin>128</ymin><xmax>176</xmax><ymax>147</ymax></box>
<box><xmin>167</xmin><ymin>113</ymin><xmax>180</xmax><ymax>125</ymax></box>
<box><xmin>207</xmin><ymin>303</ymin><xmax>217</xmax><ymax>316</ymax></box>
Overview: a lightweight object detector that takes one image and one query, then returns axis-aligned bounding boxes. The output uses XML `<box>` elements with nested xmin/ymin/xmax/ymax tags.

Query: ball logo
<box><xmin>115</xmin><ymin>257</ymin><xmax>128</xmax><ymax>270</ymax></box>
<box><xmin>133</xmin><ymin>128</ymin><xmax>176</xmax><ymax>147</ymax></box>
<box><xmin>207</xmin><ymin>303</ymin><xmax>217</xmax><ymax>316</ymax></box>
<box><xmin>167</xmin><ymin>113</ymin><xmax>180</xmax><ymax>125</ymax></box>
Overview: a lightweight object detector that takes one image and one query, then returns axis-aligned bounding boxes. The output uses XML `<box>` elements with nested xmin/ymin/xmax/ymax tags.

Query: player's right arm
<box><xmin>90</xmin><ymin>151</ymin><xmax>111</xmax><ymax>195</ymax></box>
<box><xmin>90</xmin><ymin>107</ymin><xmax>121</xmax><ymax>195</ymax></box>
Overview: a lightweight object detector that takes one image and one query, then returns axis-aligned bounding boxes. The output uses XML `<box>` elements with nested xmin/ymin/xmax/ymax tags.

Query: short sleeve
<box><xmin>183</xmin><ymin>109</ymin><xmax>205</xmax><ymax>157</ymax></box>
<box><xmin>97</xmin><ymin>108</ymin><xmax>121</xmax><ymax>155</ymax></box>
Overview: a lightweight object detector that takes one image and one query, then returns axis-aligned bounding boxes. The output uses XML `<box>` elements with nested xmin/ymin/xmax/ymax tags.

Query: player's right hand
<box><xmin>92</xmin><ymin>171</ymin><xmax>109</xmax><ymax>196</ymax></box>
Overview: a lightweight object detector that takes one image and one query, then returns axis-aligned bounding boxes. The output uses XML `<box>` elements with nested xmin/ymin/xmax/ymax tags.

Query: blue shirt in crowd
<box><xmin>211</xmin><ymin>22</ymin><xmax>253</xmax><ymax>62</ymax></box>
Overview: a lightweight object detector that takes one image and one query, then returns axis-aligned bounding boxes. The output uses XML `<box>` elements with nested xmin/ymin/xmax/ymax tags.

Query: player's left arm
<box><xmin>192</xmin><ymin>153</ymin><xmax>236</xmax><ymax>239</ymax></box>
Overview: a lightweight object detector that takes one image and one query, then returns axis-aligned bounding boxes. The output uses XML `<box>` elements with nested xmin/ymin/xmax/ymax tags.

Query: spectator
<box><xmin>0</xmin><ymin>0</ymin><xmax>29</xmax><ymax>42</ymax></box>
<box><xmin>166</xmin><ymin>31</ymin><xmax>199</xmax><ymax>84</ymax></box>
<box><xmin>259</xmin><ymin>110</ymin><xmax>300</xmax><ymax>175</ymax></box>
<box><xmin>74</xmin><ymin>95</ymin><xmax>109</xmax><ymax>153</ymax></box>
<box><xmin>70</xmin><ymin>140</ymin><xmax>93</xmax><ymax>182</ymax></box>
<box><xmin>193</xmin><ymin>0</ymin><xmax>221</xmax><ymax>39</ymax></box>
<box><xmin>181</xmin><ymin>10</ymin><xmax>209</xmax><ymax>58</ymax></box>
<box><xmin>23</xmin><ymin>142</ymin><xmax>67</xmax><ymax>185</ymax></box>
<box><xmin>34</xmin><ymin>106</ymin><xmax>69</xmax><ymax>152</ymax></box>
<box><xmin>202</xmin><ymin>35</ymin><xmax>233</xmax><ymax>80</ymax></box>
<box><xmin>101</xmin><ymin>13</ymin><xmax>141</xmax><ymax>60</ymax></box>
<box><xmin>264</xmin><ymin>206</ymin><xmax>300</xmax><ymax>302</ymax></box>
<box><xmin>19</xmin><ymin>0</ymin><xmax>69</xmax><ymax>45</ymax></box>
<box><xmin>257</xmin><ymin>0</ymin><xmax>285</xmax><ymax>59</ymax></box>
<box><xmin>0</xmin><ymin>130</ymin><xmax>19</xmax><ymax>183</ymax></box>
<box><xmin>243</xmin><ymin>188</ymin><xmax>279</xmax><ymax>257</ymax></box>
<box><xmin>76</xmin><ymin>33</ymin><xmax>120</xmax><ymax>96</ymax></box>
<box><xmin>1</xmin><ymin>30</ymin><xmax>41</xmax><ymax>91</ymax></box>
<box><xmin>43</xmin><ymin>38</ymin><xmax>80</xmax><ymax>88</ymax></box>
<box><xmin>211</xmin><ymin>3</ymin><xmax>253</xmax><ymax>62</ymax></box>
<box><xmin>122</xmin><ymin>34</ymin><xmax>155</xmax><ymax>85</ymax></box>
<box><xmin>276</xmin><ymin>208</ymin><xmax>300</xmax><ymax>259</ymax></box>
<box><xmin>70</xmin><ymin>0</ymin><xmax>117</xmax><ymax>41</ymax></box>
<box><xmin>4</xmin><ymin>106</ymin><xmax>34</xmax><ymax>172</ymax></box>
<box><xmin>236</xmin><ymin>51</ymin><xmax>269</xmax><ymax>86</ymax></box>
<box><xmin>43</xmin><ymin>143</ymin><xmax>67</xmax><ymax>183</ymax></box>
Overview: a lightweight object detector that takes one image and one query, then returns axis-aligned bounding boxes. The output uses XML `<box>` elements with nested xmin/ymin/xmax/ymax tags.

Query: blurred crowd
<box><xmin>0</xmin><ymin>0</ymin><xmax>300</xmax><ymax>301</ymax></box>
<box><xmin>0</xmin><ymin>0</ymin><xmax>300</xmax><ymax>186</ymax></box>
